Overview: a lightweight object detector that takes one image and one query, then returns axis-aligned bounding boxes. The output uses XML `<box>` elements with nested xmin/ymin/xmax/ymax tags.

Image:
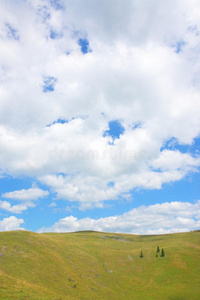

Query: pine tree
<box><xmin>156</xmin><ymin>246</ymin><xmax>160</xmax><ymax>253</ymax></box>
<box><xmin>140</xmin><ymin>250</ymin><xmax>143</xmax><ymax>258</ymax></box>
<box><xmin>160</xmin><ymin>248</ymin><xmax>165</xmax><ymax>257</ymax></box>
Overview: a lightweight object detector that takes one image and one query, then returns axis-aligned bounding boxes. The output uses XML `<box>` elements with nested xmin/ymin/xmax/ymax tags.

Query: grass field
<box><xmin>0</xmin><ymin>230</ymin><xmax>200</xmax><ymax>299</ymax></box>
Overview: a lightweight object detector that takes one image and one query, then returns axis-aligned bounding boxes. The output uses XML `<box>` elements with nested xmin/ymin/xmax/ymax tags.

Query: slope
<box><xmin>0</xmin><ymin>230</ymin><xmax>200</xmax><ymax>299</ymax></box>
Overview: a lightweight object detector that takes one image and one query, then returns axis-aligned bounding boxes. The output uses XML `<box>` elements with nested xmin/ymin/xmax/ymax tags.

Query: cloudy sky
<box><xmin>0</xmin><ymin>0</ymin><xmax>200</xmax><ymax>234</ymax></box>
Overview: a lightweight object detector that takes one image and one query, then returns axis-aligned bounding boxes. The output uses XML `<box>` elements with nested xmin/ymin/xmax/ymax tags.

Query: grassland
<box><xmin>0</xmin><ymin>230</ymin><xmax>200</xmax><ymax>299</ymax></box>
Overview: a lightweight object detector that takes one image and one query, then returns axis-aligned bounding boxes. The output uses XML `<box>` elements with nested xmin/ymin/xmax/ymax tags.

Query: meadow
<box><xmin>0</xmin><ymin>230</ymin><xmax>200</xmax><ymax>299</ymax></box>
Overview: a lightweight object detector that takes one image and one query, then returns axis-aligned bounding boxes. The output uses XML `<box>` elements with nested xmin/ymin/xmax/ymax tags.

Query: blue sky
<box><xmin>0</xmin><ymin>0</ymin><xmax>200</xmax><ymax>234</ymax></box>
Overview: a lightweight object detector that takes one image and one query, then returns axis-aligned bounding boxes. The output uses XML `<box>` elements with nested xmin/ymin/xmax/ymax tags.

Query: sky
<box><xmin>0</xmin><ymin>0</ymin><xmax>200</xmax><ymax>234</ymax></box>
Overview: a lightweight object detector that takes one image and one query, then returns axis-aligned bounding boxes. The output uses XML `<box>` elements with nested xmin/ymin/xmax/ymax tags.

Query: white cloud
<box><xmin>0</xmin><ymin>216</ymin><xmax>24</xmax><ymax>231</ymax></box>
<box><xmin>0</xmin><ymin>0</ymin><xmax>200</xmax><ymax>208</ymax></box>
<box><xmin>38</xmin><ymin>148</ymin><xmax>200</xmax><ymax>207</ymax></box>
<box><xmin>2</xmin><ymin>187</ymin><xmax>49</xmax><ymax>201</ymax></box>
<box><xmin>39</xmin><ymin>201</ymin><xmax>200</xmax><ymax>234</ymax></box>
<box><xmin>0</xmin><ymin>200</ymin><xmax>34</xmax><ymax>214</ymax></box>
<box><xmin>150</xmin><ymin>149</ymin><xmax>200</xmax><ymax>172</ymax></box>
<box><xmin>49</xmin><ymin>202</ymin><xmax>57</xmax><ymax>207</ymax></box>
<box><xmin>0</xmin><ymin>186</ymin><xmax>46</xmax><ymax>214</ymax></box>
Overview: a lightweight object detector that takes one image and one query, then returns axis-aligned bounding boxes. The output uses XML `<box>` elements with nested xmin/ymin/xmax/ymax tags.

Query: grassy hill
<box><xmin>0</xmin><ymin>230</ymin><xmax>200</xmax><ymax>299</ymax></box>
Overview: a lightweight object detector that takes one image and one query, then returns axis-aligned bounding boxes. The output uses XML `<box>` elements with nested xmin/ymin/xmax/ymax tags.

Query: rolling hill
<box><xmin>0</xmin><ymin>230</ymin><xmax>200</xmax><ymax>299</ymax></box>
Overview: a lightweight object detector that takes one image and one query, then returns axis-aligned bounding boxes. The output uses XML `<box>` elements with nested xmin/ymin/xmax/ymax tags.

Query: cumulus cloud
<box><xmin>39</xmin><ymin>201</ymin><xmax>200</xmax><ymax>234</ymax></box>
<box><xmin>0</xmin><ymin>216</ymin><xmax>24</xmax><ymax>231</ymax></box>
<box><xmin>0</xmin><ymin>0</ymin><xmax>200</xmax><ymax>208</ymax></box>
<box><xmin>150</xmin><ymin>150</ymin><xmax>200</xmax><ymax>173</ymax></box>
<box><xmin>0</xmin><ymin>200</ymin><xmax>34</xmax><ymax>214</ymax></box>
<box><xmin>2</xmin><ymin>187</ymin><xmax>49</xmax><ymax>201</ymax></box>
<box><xmin>38</xmin><ymin>148</ymin><xmax>200</xmax><ymax>207</ymax></box>
<box><xmin>0</xmin><ymin>186</ymin><xmax>47</xmax><ymax>214</ymax></box>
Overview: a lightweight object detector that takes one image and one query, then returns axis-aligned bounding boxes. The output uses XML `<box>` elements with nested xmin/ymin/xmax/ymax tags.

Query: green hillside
<box><xmin>0</xmin><ymin>230</ymin><xmax>200</xmax><ymax>300</ymax></box>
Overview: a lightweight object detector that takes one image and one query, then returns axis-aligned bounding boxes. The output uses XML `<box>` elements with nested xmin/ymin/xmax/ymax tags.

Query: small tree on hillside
<box><xmin>156</xmin><ymin>246</ymin><xmax>160</xmax><ymax>253</ymax></box>
<box><xmin>160</xmin><ymin>248</ymin><xmax>165</xmax><ymax>257</ymax></box>
<box><xmin>140</xmin><ymin>250</ymin><xmax>143</xmax><ymax>258</ymax></box>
